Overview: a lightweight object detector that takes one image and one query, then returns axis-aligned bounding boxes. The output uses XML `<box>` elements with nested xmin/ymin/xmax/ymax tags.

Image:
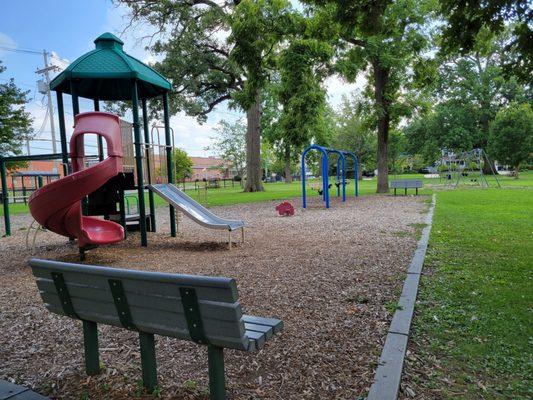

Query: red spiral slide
<box><xmin>29</xmin><ymin>112</ymin><xmax>125</xmax><ymax>248</ymax></box>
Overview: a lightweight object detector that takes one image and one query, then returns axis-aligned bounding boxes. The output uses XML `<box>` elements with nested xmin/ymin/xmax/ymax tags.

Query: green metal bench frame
<box><xmin>29</xmin><ymin>259</ymin><xmax>283</xmax><ymax>399</ymax></box>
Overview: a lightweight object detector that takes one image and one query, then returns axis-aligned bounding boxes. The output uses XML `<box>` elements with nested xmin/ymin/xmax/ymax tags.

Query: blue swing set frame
<box><xmin>301</xmin><ymin>144</ymin><xmax>359</xmax><ymax>209</ymax></box>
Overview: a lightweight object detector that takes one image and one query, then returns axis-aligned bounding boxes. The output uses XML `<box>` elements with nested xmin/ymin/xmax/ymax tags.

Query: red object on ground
<box><xmin>29</xmin><ymin>112</ymin><xmax>125</xmax><ymax>248</ymax></box>
<box><xmin>275</xmin><ymin>201</ymin><xmax>295</xmax><ymax>216</ymax></box>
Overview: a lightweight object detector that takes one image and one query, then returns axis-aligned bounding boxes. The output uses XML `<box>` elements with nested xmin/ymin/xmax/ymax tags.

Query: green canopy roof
<box><xmin>50</xmin><ymin>33</ymin><xmax>171</xmax><ymax>100</ymax></box>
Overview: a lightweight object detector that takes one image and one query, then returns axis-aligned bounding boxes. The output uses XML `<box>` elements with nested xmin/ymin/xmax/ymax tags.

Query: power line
<box><xmin>0</xmin><ymin>45</ymin><xmax>42</xmax><ymax>55</ymax></box>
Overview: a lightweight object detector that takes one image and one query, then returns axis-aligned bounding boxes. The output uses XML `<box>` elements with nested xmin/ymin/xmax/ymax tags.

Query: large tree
<box><xmin>118</xmin><ymin>0</ymin><xmax>296</xmax><ymax>192</ymax></box>
<box><xmin>262</xmin><ymin>36</ymin><xmax>333</xmax><ymax>183</ymax></box>
<box><xmin>332</xmin><ymin>95</ymin><xmax>377</xmax><ymax>178</ymax></box>
<box><xmin>302</xmin><ymin>0</ymin><xmax>437</xmax><ymax>192</ymax></box>
<box><xmin>0</xmin><ymin>62</ymin><xmax>33</xmax><ymax>163</ymax></box>
<box><xmin>488</xmin><ymin>102</ymin><xmax>533</xmax><ymax>178</ymax></box>
<box><xmin>208</xmin><ymin>119</ymin><xmax>247</xmax><ymax>179</ymax></box>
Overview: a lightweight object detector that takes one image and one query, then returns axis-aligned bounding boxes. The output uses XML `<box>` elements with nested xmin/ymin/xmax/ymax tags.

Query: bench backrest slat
<box><xmin>30</xmin><ymin>259</ymin><xmax>251</xmax><ymax>351</ymax></box>
<box><xmin>390</xmin><ymin>179</ymin><xmax>423</xmax><ymax>188</ymax></box>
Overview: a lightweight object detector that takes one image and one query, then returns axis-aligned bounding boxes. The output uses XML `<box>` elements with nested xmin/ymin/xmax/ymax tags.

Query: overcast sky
<box><xmin>0</xmin><ymin>0</ymin><xmax>362</xmax><ymax>157</ymax></box>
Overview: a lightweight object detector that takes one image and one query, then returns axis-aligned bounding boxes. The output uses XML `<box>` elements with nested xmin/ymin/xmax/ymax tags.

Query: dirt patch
<box><xmin>0</xmin><ymin>195</ymin><xmax>427</xmax><ymax>399</ymax></box>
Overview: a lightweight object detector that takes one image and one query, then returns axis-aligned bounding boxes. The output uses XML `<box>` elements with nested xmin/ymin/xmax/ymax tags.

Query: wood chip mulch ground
<box><xmin>0</xmin><ymin>195</ymin><xmax>427</xmax><ymax>399</ymax></box>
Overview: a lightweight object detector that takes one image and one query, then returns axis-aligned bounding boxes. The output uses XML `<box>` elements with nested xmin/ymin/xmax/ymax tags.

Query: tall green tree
<box><xmin>118</xmin><ymin>0</ymin><xmax>296</xmax><ymax>192</ymax></box>
<box><xmin>302</xmin><ymin>0</ymin><xmax>438</xmax><ymax>192</ymax></box>
<box><xmin>208</xmin><ymin>119</ymin><xmax>247</xmax><ymax>179</ymax></box>
<box><xmin>332</xmin><ymin>94</ymin><xmax>377</xmax><ymax>178</ymax></box>
<box><xmin>262</xmin><ymin>36</ymin><xmax>333</xmax><ymax>183</ymax></box>
<box><xmin>488</xmin><ymin>102</ymin><xmax>533</xmax><ymax>178</ymax></box>
<box><xmin>0</xmin><ymin>62</ymin><xmax>33</xmax><ymax>159</ymax></box>
<box><xmin>172</xmin><ymin>148</ymin><xmax>193</xmax><ymax>181</ymax></box>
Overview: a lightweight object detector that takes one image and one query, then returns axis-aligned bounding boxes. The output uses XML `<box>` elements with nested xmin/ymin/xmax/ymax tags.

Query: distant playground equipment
<box><xmin>0</xmin><ymin>33</ymin><xmax>244</xmax><ymax>251</ymax></box>
<box><xmin>275</xmin><ymin>201</ymin><xmax>295</xmax><ymax>216</ymax></box>
<box><xmin>438</xmin><ymin>148</ymin><xmax>500</xmax><ymax>188</ymax></box>
<box><xmin>301</xmin><ymin>145</ymin><xmax>359</xmax><ymax>209</ymax></box>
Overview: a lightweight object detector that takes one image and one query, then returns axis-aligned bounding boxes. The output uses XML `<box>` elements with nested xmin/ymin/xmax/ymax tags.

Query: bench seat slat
<box><xmin>242</xmin><ymin>315</ymin><xmax>284</xmax><ymax>334</ymax></box>
<box><xmin>244</xmin><ymin>322</ymin><xmax>273</xmax><ymax>339</ymax></box>
<box><xmin>245</xmin><ymin>330</ymin><xmax>266</xmax><ymax>349</ymax></box>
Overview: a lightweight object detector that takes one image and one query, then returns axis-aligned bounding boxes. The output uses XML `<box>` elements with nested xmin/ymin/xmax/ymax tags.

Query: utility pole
<box><xmin>36</xmin><ymin>51</ymin><xmax>61</xmax><ymax>169</ymax></box>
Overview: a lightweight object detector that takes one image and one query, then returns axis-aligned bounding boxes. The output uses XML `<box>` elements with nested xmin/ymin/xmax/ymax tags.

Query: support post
<box><xmin>56</xmin><ymin>92</ymin><xmax>69</xmax><ymax>175</ymax></box>
<box><xmin>82</xmin><ymin>320</ymin><xmax>100</xmax><ymax>375</ymax></box>
<box><xmin>70</xmin><ymin>81</ymin><xmax>80</xmax><ymax>116</ymax></box>
<box><xmin>301</xmin><ymin>151</ymin><xmax>307</xmax><ymax>209</ymax></box>
<box><xmin>207</xmin><ymin>345</ymin><xmax>226</xmax><ymax>400</ymax></box>
<box><xmin>119</xmin><ymin>188</ymin><xmax>127</xmax><ymax>238</ymax></box>
<box><xmin>93</xmin><ymin>99</ymin><xmax>104</xmax><ymax>162</ymax></box>
<box><xmin>139</xmin><ymin>332</ymin><xmax>158</xmax><ymax>392</ymax></box>
<box><xmin>163</xmin><ymin>93</ymin><xmax>176</xmax><ymax>237</ymax></box>
<box><xmin>322</xmin><ymin>154</ymin><xmax>329</xmax><ymax>208</ymax></box>
<box><xmin>142</xmin><ymin>99</ymin><xmax>156</xmax><ymax>232</ymax></box>
<box><xmin>354</xmin><ymin>157</ymin><xmax>359</xmax><ymax>197</ymax></box>
<box><xmin>1</xmin><ymin>160</ymin><xmax>10</xmax><ymax>236</ymax></box>
<box><xmin>131</xmin><ymin>81</ymin><xmax>148</xmax><ymax>246</ymax></box>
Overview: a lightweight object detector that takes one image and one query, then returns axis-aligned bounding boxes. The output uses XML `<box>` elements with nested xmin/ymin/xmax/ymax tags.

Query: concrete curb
<box><xmin>367</xmin><ymin>194</ymin><xmax>436</xmax><ymax>400</ymax></box>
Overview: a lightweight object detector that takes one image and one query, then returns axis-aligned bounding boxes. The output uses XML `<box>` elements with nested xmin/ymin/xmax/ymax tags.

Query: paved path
<box><xmin>0</xmin><ymin>380</ymin><xmax>48</xmax><ymax>400</ymax></box>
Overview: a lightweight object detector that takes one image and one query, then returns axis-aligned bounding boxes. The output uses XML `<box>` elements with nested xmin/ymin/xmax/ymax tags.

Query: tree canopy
<box><xmin>488</xmin><ymin>102</ymin><xmax>533</xmax><ymax>178</ymax></box>
<box><xmin>0</xmin><ymin>62</ymin><xmax>33</xmax><ymax>159</ymax></box>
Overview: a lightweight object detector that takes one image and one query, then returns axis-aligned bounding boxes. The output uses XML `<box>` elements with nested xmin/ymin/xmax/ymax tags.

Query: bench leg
<box><xmin>405</xmin><ymin>188</ymin><xmax>407</xmax><ymax>196</ymax></box>
<box><xmin>228</xmin><ymin>231</ymin><xmax>232</xmax><ymax>250</ymax></box>
<box><xmin>394</xmin><ymin>188</ymin><xmax>396</xmax><ymax>196</ymax></box>
<box><xmin>208</xmin><ymin>345</ymin><xmax>226</xmax><ymax>400</ymax></box>
<box><xmin>416</xmin><ymin>188</ymin><xmax>418</xmax><ymax>195</ymax></box>
<box><xmin>82</xmin><ymin>320</ymin><xmax>100</xmax><ymax>375</ymax></box>
<box><xmin>139</xmin><ymin>332</ymin><xmax>158</xmax><ymax>393</ymax></box>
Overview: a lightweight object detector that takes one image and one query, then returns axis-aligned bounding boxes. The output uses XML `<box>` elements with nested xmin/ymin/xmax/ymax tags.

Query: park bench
<box><xmin>390</xmin><ymin>179</ymin><xmax>423</xmax><ymax>195</ymax></box>
<box><xmin>28</xmin><ymin>258</ymin><xmax>283</xmax><ymax>399</ymax></box>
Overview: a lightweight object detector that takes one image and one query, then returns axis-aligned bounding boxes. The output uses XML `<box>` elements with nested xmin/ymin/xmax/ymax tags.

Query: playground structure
<box><xmin>0</xmin><ymin>33</ymin><xmax>244</xmax><ymax>250</ymax></box>
<box><xmin>301</xmin><ymin>144</ymin><xmax>359</xmax><ymax>208</ymax></box>
<box><xmin>438</xmin><ymin>148</ymin><xmax>501</xmax><ymax>188</ymax></box>
<box><xmin>6</xmin><ymin>171</ymin><xmax>60</xmax><ymax>204</ymax></box>
<box><xmin>29</xmin><ymin>112</ymin><xmax>126</xmax><ymax>253</ymax></box>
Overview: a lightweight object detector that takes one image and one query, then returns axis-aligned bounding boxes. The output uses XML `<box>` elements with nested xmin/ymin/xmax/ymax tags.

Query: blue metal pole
<box><xmin>301</xmin><ymin>151</ymin><xmax>307</xmax><ymax>209</ymax></box>
<box><xmin>323</xmin><ymin>153</ymin><xmax>329</xmax><ymax>208</ymax></box>
<box><xmin>342</xmin><ymin>155</ymin><xmax>346</xmax><ymax>202</ymax></box>
<box><xmin>336</xmin><ymin>156</ymin><xmax>341</xmax><ymax>197</ymax></box>
<box><xmin>355</xmin><ymin>156</ymin><xmax>359</xmax><ymax>197</ymax></box>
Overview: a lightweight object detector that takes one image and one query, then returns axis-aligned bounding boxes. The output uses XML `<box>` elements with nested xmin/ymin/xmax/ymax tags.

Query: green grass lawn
<box><xmin>2</xmin><ymin>172</ymin><xmax>531</xmax><ymax>216</ymax></box>
<box><xmin>410</xmin><ymin>184</ymin><xmax>533</xmax><ymax>398</ymax></box>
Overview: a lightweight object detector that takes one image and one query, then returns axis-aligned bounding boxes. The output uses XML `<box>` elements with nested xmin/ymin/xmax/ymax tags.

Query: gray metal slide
<box><xmin>148</xmin><ymin>183</ymin><xmax>244</xmax><ymax>231</ymax></box>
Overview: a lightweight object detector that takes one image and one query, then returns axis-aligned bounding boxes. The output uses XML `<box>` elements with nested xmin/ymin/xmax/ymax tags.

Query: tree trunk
<box><xmin>244</xmin><ymin>91</ymin><xmax>264</xmax><ymax>192</ymax></box>
<box><xmin>284</xmin><ymin>145</ymin><xmax>292</xmax><ymax>183</ymax></box>
<box><xmin>482</xmin><ymin>149</ymin><xmax>497</xmax><ymax>175</ymax></box>
<box><xmin>514</xmin><ymin>164</ymin><xmax>519</xmax><ymax>179</ymax></box>
<box><xmin>373</xmin><ymin>61</ymin><xmax>390</xmax><ymax>193</ymax></box>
